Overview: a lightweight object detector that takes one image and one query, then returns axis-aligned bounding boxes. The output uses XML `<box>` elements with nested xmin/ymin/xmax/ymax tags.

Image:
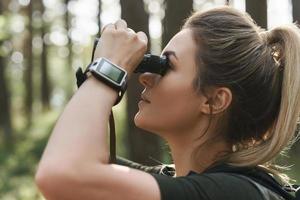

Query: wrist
<box><xmin>85</xmin><ymin>76</ymin><xmax>119</xmax><ymax>106</ymax></box>
<box><xmin>86</xmin><ymin>57</ymin><xmax>128</xmax><ymax>105</ymax></box>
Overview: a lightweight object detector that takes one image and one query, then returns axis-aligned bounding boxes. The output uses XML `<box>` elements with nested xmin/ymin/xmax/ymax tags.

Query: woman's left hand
<box><xmin>93</xmin><ymin>19</ymin><xmax>148</xmax><ymax>77</ymax></box>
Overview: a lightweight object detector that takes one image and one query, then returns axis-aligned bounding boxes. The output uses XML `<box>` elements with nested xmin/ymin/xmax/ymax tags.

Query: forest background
<box><xmin>0</xmin><ymin>0</ymin><xmax>299</xmax><ymax>199</ymax></box>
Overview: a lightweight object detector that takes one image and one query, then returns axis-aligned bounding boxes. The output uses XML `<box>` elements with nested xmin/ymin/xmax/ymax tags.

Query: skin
<box><xmin>35</xmin><ymin>19</ymin><xmax>232</xmax><ymax>200</ymax></box>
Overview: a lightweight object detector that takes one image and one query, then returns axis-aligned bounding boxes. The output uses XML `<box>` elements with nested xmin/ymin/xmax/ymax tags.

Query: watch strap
<box><xmin>75</xmin><ymin>64</ymin><xmax>126</xmax><ymax>106</ymax></box>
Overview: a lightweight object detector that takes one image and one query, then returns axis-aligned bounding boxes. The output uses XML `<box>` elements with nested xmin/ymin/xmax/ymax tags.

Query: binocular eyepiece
<box><xmin>92</xmin><ymin>38</ymin><xmax>171</xmax><ymax>76</ymax></box>
<box><xmin>134</xmin><ymin>54</ymin><xmax>170</xmax><ymax>76</ymax></box>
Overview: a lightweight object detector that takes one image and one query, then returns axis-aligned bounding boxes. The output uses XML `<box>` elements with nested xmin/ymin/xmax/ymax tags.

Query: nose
<box><xmin>138</xmin><ymin>72</ymin><xmax>158</xmax><ymax>88</ymax></box>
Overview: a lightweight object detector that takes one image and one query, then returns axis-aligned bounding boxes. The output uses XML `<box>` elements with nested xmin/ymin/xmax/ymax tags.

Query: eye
<box><xmin>167</xmin><ymin>60</ymin><xmax>175</xmax><ymax>70</ymax></box>
<box><xmin>162</xmin><ymin>55</ymin><xmax>172</xmax><ymax>71</ymax></box>
<box><xmin>162</xmin><ymin>51</ymin><xmax>176</xmax><ymax>70</ymax></box>
<box><xmin>162</xmin><ymin>61</ymin><xmax>174</xmax><ymax>76</ymax></box>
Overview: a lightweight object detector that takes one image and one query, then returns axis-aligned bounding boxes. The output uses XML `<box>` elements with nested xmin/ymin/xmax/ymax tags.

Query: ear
<box><xmin>199</xmin><ymin>87</ymin><xmax>232</xmax><ymax>115</ymax></box>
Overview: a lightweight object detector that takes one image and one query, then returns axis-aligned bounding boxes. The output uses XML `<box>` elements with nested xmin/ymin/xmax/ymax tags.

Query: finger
<box><xmin>137</xmin><ymin>31</ymin><xmax>148</xmax><ymax>44</ymax></box>
<box><xmin>127</xmin><ymin>28</ymin><xmax>135</xmax><ymax>34</ymax></box>
<box><xmin>101</xmin><ymin>23</ymin><xmax>115</xmax><ymax>33</ymax></box>
<box><xmin>115</xmin><ymin>19</ymin><xmax>127</xmax><ymax>30</ymax></box>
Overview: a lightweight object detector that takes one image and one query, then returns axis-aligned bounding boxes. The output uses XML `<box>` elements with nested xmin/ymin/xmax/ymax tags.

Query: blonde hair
<box><xmin>184</xmin><ymin>6</ymin><xmax>300</xmax><ymax>184</ymax></box>
<box><xmin>229</xmin><ymin>24</ymin><xmax>300</xmax><ymax>183</ymax></box>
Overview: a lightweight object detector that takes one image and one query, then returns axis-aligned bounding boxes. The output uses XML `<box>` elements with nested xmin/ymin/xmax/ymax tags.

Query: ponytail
<box><xmin>228</xmin><ymin>24</ymin><xmax>300</xmax><ymax>183</ymax></box>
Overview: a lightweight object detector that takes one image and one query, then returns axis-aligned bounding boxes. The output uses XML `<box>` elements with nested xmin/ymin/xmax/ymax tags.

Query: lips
<box><xmin>141</xmin><ymin>94</ymin><xmax>151</xmax><ymax>103</ymax></box>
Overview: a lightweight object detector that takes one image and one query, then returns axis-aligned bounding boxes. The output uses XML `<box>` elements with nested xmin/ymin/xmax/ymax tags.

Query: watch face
<box><xmin>96</xmin><ymin>59</ymin><xmax>126</xmax><ymax>84</ymax></box>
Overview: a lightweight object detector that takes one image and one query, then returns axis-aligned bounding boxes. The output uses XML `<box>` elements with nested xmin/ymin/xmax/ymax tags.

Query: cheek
<box><xmin>158</xmin><ymin>94</ymin><xmax>200</xmax><ymax>131</ymax></box>
<box><xmin>134</xmin><ymin>83</ymin><xmax>200</xmax><ymax>133</ymax></box>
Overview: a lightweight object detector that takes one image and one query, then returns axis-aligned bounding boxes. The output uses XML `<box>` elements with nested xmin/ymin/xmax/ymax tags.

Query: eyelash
<box><xmin>167</xmin><ymin>62</ymin><xmax>174</xmax><ymax>71</ymax></box>
<box><xmin>164</xmin><ymin>54</ymin><xmax>174</xmax><ymax>70</ymax></box>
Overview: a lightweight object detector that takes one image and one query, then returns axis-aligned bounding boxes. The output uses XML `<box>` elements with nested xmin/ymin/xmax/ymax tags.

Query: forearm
<box><xmin>39</xmin><ymin>76</ymin><xmax>117</xmax><ymax>167</ymax></box>
<box><xmin>36</xmin><ymin>20</ymin><xmax>149</xmax><ymax>199</ymax></box>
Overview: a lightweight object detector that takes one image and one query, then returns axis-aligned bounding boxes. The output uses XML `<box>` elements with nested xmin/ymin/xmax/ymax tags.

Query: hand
<box><xmin>94</xmin><ymin>19</ymin><xmax>148</xmax><ymax>77</ymax></box>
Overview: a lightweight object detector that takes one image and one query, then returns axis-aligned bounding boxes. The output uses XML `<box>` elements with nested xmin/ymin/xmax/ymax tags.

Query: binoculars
<box><xmin>92</xmin><ymin>38</ymin><xmax>171</xmax><ymax>76</ymax></box>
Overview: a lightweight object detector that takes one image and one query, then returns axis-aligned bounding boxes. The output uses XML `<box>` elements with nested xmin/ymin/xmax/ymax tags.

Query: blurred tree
<box><xmin>65</xmin><ymin>0</ymin><xmax>72</xmax><ymax>70</ymax></box>
<box><xmin>120</xmin><ymin>0</ymin><xmax>163</xmax><ymax>165</ymax></box>
<box><xmin>246</xmin><ymin>0</ymin><xmax>267</xmax><ymax>28</ymax></box>
<box><xmin>39</xmin><ymin>1</ymin><xmax>51</xmax><ymax>111</ymax></box>
<box><xmin>0</xmin><ymin>0</ymin><xmax>13</xmax><ymax>148</ymax></box>
<box><xmin>97</xmin><ymin>0</ymin><xmax>102</xmax><ymax>37</ymax></box>
<box><xmin>0</xmin><ymin>58</ymin><xmax>13</xmax><ymax>148</ymax></box>
<box><xmin>292</xmin><ymin>0</ymin><xmax>300</xmax><ymax>23</ymax></box>
<box><xmin>23</xmin><ymin>1</ymin><xmax>34</xmax><ymax>127</ymax></box>
<box><xmin>65</xmin><ymin>0</ymin><xmax>74</xmax><ymax>99</ymax></box>
<box><xmin>162</xmin><ymin>0</ymin><xmax>193</xmax><ymax>48</ymax></box>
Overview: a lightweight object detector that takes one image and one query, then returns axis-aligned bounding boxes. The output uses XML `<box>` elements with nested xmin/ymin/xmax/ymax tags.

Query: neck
<box><xmin>166</xmin><ymin>131</ymin><xmax>230</xmax><ymax>177</ymax></box>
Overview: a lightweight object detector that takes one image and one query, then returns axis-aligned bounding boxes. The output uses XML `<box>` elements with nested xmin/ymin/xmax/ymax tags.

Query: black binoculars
<box><xmin>92</xmin><ymin>38</ymin><xmax>171</xmax><ymax>76</ymax></box>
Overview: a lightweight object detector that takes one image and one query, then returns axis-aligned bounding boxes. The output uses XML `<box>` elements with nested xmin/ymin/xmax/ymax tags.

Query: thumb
<box><xmin>137</xmin><ymin>31</ymin><xmax>148</xmax><ymax>45</ymax></box>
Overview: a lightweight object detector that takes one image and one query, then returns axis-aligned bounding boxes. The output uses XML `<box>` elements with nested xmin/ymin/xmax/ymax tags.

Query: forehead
<box><xmin>162</xmin><ymin>29</ymin><xmax>197</xmax><ymax>75</ymax></box>
<box><xmin>162</xmin><ymin>29</ymin><xmax>197</xmax><ymax>61</ymax></box>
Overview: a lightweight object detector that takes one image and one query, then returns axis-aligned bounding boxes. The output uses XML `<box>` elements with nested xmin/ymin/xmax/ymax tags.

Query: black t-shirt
<box><xmin>151</xmin><ymin>166</ymin><xmax>265</xmax><ymax>200</ymax></box>
<box><xmin>116</xmin><ymin>157</ymin><xmax>295</xmax><ymax>200</ymax></box>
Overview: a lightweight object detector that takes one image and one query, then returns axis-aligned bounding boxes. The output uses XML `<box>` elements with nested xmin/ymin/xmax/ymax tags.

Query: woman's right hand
<box><xmin>93</xmin><ymin>19</ymin><xmax>148</xmax><ymax>77</ymax></box>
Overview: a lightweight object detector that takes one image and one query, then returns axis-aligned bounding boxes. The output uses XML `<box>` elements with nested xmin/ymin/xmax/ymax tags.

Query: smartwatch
<box><xmin>87</xmin><ymin>57</ymin><xmax>128</xmax><ymax>105</ymax></box>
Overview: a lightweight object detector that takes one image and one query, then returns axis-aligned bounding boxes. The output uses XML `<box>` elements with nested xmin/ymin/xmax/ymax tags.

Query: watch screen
<box><xmin>97</xmin><ymin>60</ymin><xmax>125</xmax><ymax>84</ymax></box>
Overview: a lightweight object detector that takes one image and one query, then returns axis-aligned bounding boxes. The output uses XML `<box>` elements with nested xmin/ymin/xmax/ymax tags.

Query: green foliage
<box><xmin>0</xmin><ymin>15</ymin><xmax>10</xmax><ymax>56</ymax></box>
<box><xmin>0</xmin><ymin>16</ymin><xmax>8</xmax><ymax>40</ymax></box>
<box><xmin>0</xmin><ymin>17</ymin><xmax>4</xmax><ymax>35</ymax></box>
<box><xmin>1</xmin><ymin>0</ymin><xmax>300</xmax><ymax>199</ymax></box>
<box><xmin>0</xmin><ymin>110</ymin><xmax>59</xmax><ymax>200</ymax></box>
<box><xmin>0</xmin><ymin>83</ymin><xmax>130</xmax><ymax>199</ymax></box>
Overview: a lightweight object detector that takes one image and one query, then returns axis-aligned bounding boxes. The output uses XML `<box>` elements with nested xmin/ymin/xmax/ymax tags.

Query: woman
<box><xmin>35</xmin><ymin>6</ymin><xmax>300</xmax><ymax>200</ymax></box>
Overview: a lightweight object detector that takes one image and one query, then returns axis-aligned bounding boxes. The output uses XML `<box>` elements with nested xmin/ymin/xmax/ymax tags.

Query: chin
<box><xmin>134</xmin><ymin>112</ymin><xmax>145</xmax><ymax>129</ymax></box>
<box><xmin>134</xmin><ymin>112</ymin><xmax>153</xmax><ymax>132</ymax></box>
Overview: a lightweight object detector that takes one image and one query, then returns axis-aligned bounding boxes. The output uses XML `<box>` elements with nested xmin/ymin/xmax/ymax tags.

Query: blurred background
<box><xmin>0</xmin><ymin>0</ymin><xmax>299</xmax><ymax>199</ymax></box>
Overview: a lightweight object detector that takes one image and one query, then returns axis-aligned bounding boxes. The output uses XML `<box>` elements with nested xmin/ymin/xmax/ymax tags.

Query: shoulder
<box><xmin>151</xmin><ymin>172</ymin><xmax>265</xmax><ymax>200</ymax></box>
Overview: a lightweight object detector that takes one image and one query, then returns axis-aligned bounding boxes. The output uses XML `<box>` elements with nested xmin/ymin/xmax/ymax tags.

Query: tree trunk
<box><xmin>98</xmin><ymin>0</ymin><xmax>102</xmax><ymax>37</ymax></box>
<box><xmin>162</xmin><ymin>0</ymin><xmax>193</xmax><ymax>48</ymax></box>
<box><xmin>23</xmin><ymin>1</ymin><xmax>34</xmax><ymax>127</ymax></box>
<box><xmin>65</xmin><ymin>0</ymin><xmax>72</xmax><ymax>70</ymax></box>
<box><xmin>120</xmin><ymin>0</ymin><xmax>163</xmax><ymax>165</ymax></box>
<box><xmin>40</xmin><ymin>1</ymin><xmax>51</xmax><ymax>111</ymax></box>
<box><xmin>65</xmin><ymin>0</ymin><xmax>74</xmax><ymax>99</ymax></box>
<box><xmin>0</xmin><ymin>56</ymin><xmax>13</xmax><ymax>149</ymax></box>
<box><xmin>0</xmin><ymin>0</ymin><xmax>13</xmax><ymax>151</ymax></box>
<box><xmin>292</xmin><ymin>0</ymin><xmax>300</xmax><ymax>23</ymax></box>
<box><xmin>245</xmin><ymin>0</ymin><xmax>267</xmax><ymax>29</ymax></box>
